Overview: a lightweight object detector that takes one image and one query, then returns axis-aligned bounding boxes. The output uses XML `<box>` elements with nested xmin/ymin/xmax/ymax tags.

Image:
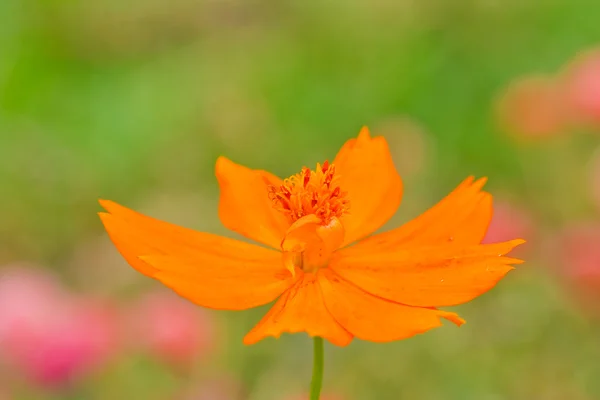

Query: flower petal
<box><xmin>99</xmin><ymin>200</ymin><xmax>293</xmax><ymax>310</ymax></box>
<box><xmin>319</xmin><ymin>269</ymin><xmax>464</xmax><ymax>343</ymax></box>
<box><xmin>243</xmin><ymin>273</ymin><xmax>353</xmax><ymax>346</ymax></box>
<box><xmin>216</xmin><ymin>156</ymin><xmax>290</xmax><ymax>249</ymax></box>
<box><xmin>333</xmin><ymin>240</ymin><xmax>524</xmax><ymax>308</ymax></box>
<box><xmin>343</xmin><ymin>176</ymin><xmax>493</xmax><ymax>256</ymax></box>
<box><xmin>334</xmin><ymin>127</ymin><xmax>403</xmax><ymax>246</ymax></box>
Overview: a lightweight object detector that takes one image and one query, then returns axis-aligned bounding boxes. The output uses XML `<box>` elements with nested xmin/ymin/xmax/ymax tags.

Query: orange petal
<box><xmin>99</xmin><ymin>200</ymin><xmax>293</xmax><ymax>310</ymax></box>
<box><xmin>319</xmin><ymin>269</ymin><xmax>464</xmax><ymax>343</ymax></box>
<box><xmin>334</xmin><ymin>240</ymin><xmax>524</xmax><ymax>308</ymax></box>
<box><xmin>333</xmin><ymin>127</ymin><xmax>403</xmax><ymax>246</ymax></box>
<box><xmin>281</xmin><ymin>215</ymin><xmax>346</xmax><ymax>274</ymax></box>
<box><xmin>216</xmin><ymin>156</ymin><xmax>290</xmax><ymax>249</ymax></box>
<box><xmin>343</xmin><ymin>177</ymin><xmax>493</xmax><ymax>256</ymax></box>
<box><xmin>243</xmin><ymin>273</ymin><xmax>353</xmax><ymax>346</ymax></box>
<box><xmin>280</xmin><ymin>214</ymin><xmax>324</xmax><ymax>253</ymax></box>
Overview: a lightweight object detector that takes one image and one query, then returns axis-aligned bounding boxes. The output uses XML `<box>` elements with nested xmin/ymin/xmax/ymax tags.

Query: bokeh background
<box><xmin>2</xmin><ymin>1</ymin><xmax>600</xmax><ymax>399</ymax></box>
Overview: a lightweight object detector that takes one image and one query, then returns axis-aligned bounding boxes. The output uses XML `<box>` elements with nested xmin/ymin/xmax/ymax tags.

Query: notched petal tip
<box><xmin>97</xmin><ymin>212</ymin><xmax>113</xmax><ymax>231</ymax></box>
<box><xmin>474</xmin><ymin>176</ymin><xmax>488</xmax><ymax>186</ymax></box>
<box><xmin>98</xmin><ymin>198</ymin><xmax>130</xmax><ymax>216</ymax></box>
<box><xmin>98</xmin><ymin>198</ymin><xmax>113</xmax><ymax>210</ymax></box>
<box><xmin>500</xmin><ymin>238</ymin><xmax>527</xmax><ymax>256</ymax></box>
<box><xmin>503</xmin><ymin>259</ymin><xmax>522</xmax><ymax>266</ymax></box>
<box><xmin>97</xmin><ymin>212</ymin><xmax>115</xmax><ymax>231</ymax></box>
<box><xmin>96</xmin><ymin>208</ymin><xmax>160</xmax><ymax>277</ymax></box>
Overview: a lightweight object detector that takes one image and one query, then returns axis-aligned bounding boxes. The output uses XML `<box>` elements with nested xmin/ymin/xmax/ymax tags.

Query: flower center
<box><xmin>269</xmin><ymin>161</ymin><xmax>350</xmax><ymax>275</ymax></box>
<box><xmin>268</xmin><ymin>161</ymin><xmax>350</xmax><ymax>224</ymax></box>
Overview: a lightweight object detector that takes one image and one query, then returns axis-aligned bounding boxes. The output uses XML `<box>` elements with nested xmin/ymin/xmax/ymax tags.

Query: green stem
<box><xmin>310</xmin><ymin>336</ymin><xmax>324</xmax><ymax>400</ymax></box>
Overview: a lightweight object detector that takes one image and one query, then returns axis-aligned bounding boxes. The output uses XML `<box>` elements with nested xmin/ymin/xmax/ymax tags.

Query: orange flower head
<box><xmin>99</xmin><ymin>126</ymin><xmax>525</xmax><ymax>346</ymax></box>
<box><xmin>269</xmin><ymin>162</ymin><xmax>351</xmax><ymax>275</ymax></box>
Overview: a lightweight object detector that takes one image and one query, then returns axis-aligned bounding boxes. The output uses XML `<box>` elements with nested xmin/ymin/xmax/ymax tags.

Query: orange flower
<box><xmin>99</xmin><ymin>127</ymin><xmax>524</xmax><ymax>346</ymax></box>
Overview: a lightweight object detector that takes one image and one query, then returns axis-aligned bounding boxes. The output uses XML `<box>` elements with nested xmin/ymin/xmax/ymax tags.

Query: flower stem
<box><xmin>310</xmin><ymin>336</ymin><xmax>324</xmax><ymax>400</ymax></box>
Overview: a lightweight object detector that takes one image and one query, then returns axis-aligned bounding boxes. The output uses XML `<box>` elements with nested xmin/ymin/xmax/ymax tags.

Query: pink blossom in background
<box><xmin>0</xmin><ymin>266</ymin><xmax>68</xmax><ymax>360</ymax></box>
<box><xmin>126</xmin><ymin>290</ymin><xmax>215</xmax><ymax>368</ymax></box>
<box><xmin>588</xmin><ymin>145</ymin><xmax>600</xmax><ymax>210</ymax></box>
<box><xmin>556</xmin><ymin>224</ymin><xmax>600</xmax><ymax>313</ymax></box>
<box><xmin>0</xmin><ymin>266</ymin><xmax>67</xmax><ymax>339</ymax></box>
<box><xmin>0</xmin><ymin>266</ymin><xmax>119</xmax><ymax>390</ymax></box>
<box><xmin>9</xmin><ymin>301</ymin><xmax>119</xmax><ymax>388</ymax></box>
<box><xmin>562</xmin><ymin>48</ymin><xmax>600</xmax><ymax>128</ymax></box>
<box><xmin>497</xmin><ymin>75</ymin><xmax>568</xmax><ymax>140</ymax></box>
<box><xmin>482</xmin><ymin>200</ymin><xmax>535</xmax><ymax>254</ymax></box>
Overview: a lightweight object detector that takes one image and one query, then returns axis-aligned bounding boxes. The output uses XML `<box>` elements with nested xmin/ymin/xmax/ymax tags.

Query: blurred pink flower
<box><xmin>497</xmin><ymin>75</ymin><xmax>568</xmax><ymax>140</ymax></box>
<box><xmin>0</xmin><ymin>266</ymin><xmax>66</xmax><ymax>343</ymax></box>
<box><xmin>482</xmin><ymin>200</ymin><xmax>535</xmax><ymax>254</ymax></box>
<box><xmin>0</xmin><ymin>266</ymin><xmax>119</xmax><ymax>389</ymax></box>
<box><xmin>556</xmin><ymin>224</ymin><xmax>600</xmax><ymax>311</ymax></box>
<box><xmin>562</xmin><ymin>48</ymin><xmax>600</xmax><ymax>129</ymax></box>
<box><xmin>126</xmin><ymin>290</ymin><xmax>215</xmax><ymax>368</ymax></box>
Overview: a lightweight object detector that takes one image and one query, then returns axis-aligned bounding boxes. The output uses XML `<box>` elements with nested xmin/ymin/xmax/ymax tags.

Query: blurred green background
<box><xmin>2</xmin><ymin>1</ymin><xmax>600</xmax><ymax>399</ymax></box>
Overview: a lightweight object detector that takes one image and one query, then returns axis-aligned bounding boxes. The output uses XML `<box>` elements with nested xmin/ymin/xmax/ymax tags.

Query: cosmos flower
<box><xmin>99</xmin><ymin>127</ymin><xmax>524</xmax><ymax>346</ymax></box>
<box><xmin>0</xmin><ymin>267</ymin><xmax>118</xmax><ymax>389</ymax></box>
<box><xmin>496</xmin><ymin>75</ymin><xmax>568</xmax><ymax>140</ymax></box>
<box><xmin>126</xmin><ymin>290</ymin><xmax>214</xmax><ymax>367</ymax></box>
<box><xmin>555</xmin><ymin>224</ymin><xmax>600</xmax><ymax>313</ymax></box>
<box><xmin>562</xmin><ymin>48</ymin><xmax>600</xmax><ymax>128</ymax></box>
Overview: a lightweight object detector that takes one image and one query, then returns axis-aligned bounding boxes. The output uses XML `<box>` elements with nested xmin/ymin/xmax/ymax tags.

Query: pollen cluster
<box><xmin>268</xmin><ymin>161</ymin><xmax>350</xmax><ymax>223</ymax></box>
